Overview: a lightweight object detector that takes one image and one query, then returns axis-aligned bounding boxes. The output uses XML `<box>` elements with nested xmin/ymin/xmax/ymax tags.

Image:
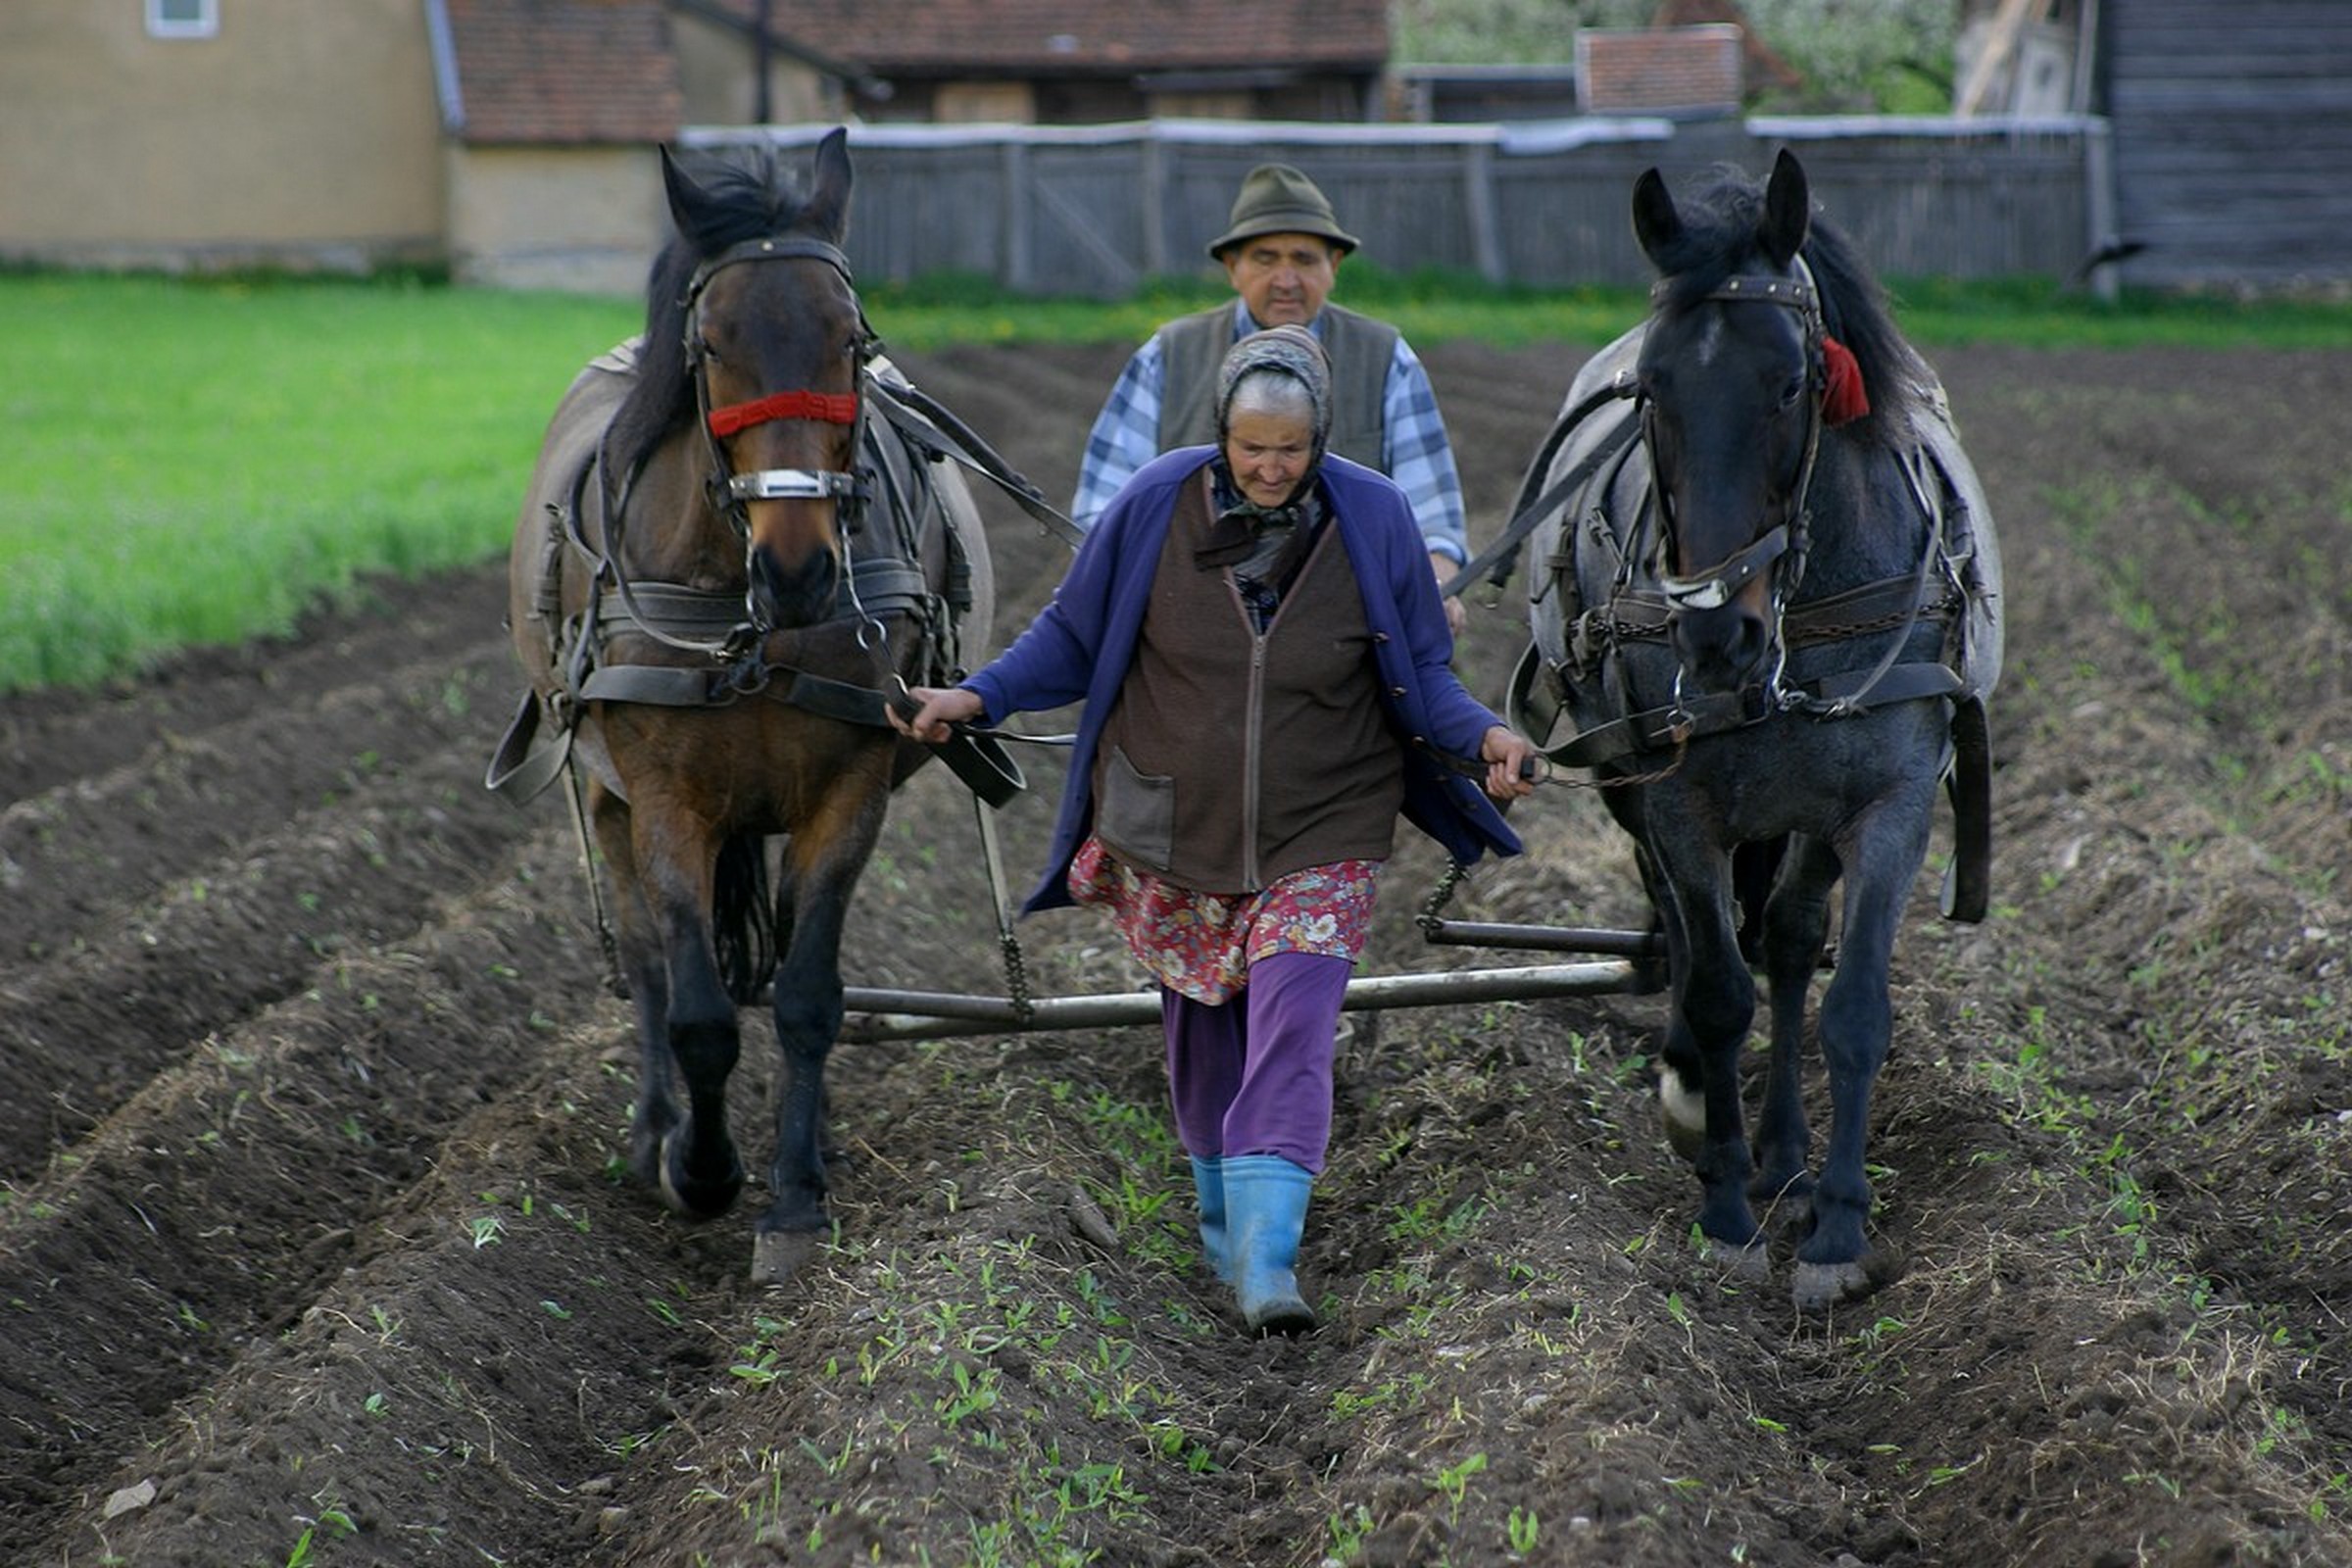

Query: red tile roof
<box><xmin>443</xmin><ymin>0</ymin><xmax>682</xmax><ymax>144</ymax></box>
<box><xmin>739</xmin><ymin>0</ymin><xmax>1389</xmax><ymax>74</ymax></box>
<box><xmin>1577</xmin><ymin>26</ymin><xmax>1742</xmax><ymax>115</ymax></box>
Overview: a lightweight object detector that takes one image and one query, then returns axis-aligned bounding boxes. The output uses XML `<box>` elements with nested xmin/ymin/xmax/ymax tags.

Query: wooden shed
<box><xmin>2094</xmin><ymin>0</ymin><xmax>2352</xmax><ymax>291</ymax></box>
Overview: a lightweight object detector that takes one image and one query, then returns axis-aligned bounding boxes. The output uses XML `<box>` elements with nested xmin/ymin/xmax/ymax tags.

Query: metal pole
<box><xmin>838</xmin><ymin>959</ymin><xmax>1641</xmax><ymax>1043</ymax></box>
<box><xmin>1417</xmin><ymin>919</ymin><xmax>1661</xmax><ymax>957</ymax></box>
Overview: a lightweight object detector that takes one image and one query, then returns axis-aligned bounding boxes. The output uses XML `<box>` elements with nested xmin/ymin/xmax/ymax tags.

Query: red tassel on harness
<box><xmin>1821</xmin><ymin>336</ymin><xmax>1869</xmax><ymax>425</ymax></box>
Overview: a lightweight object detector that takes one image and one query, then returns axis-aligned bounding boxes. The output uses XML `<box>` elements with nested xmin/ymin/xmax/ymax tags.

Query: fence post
<box><xmin>1001</xmin><ymin>138</ymin><xmax>1032</xmax><ymax>293</ymax></box>
<box><xmin>1466</xmin><ymin>139</ymin><xmax>1504</xmax><ymax>283</ymax></box>
<box><xmin>2082</xmin><ymin>117</ymin><xmax>2121</xmax><ymax>304</ymax></box>
<box><xmin>1141</xmin><ymin>132</ymin><xmax>1169</xmax><ymax>278</ymax></box>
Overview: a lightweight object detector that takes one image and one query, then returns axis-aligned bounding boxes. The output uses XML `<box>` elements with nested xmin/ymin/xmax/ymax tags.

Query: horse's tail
<box><xmin>712</xmin><ymin>833</ymin><xmax>775</xmax><ymax>1004</ymax></box>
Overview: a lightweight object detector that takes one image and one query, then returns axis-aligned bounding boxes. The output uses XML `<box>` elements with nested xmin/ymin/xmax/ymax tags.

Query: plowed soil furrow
<box><xmin>41</xmin><ymin>1008</ymin><xmax>700</xmax><ymax>1568</ymax></box>
<box><xmin>0</xmin><ymin>693</ymin><xmax>541</xmax><ymax>1176</ymax></box>
<box><xmin>0</xmin><ymin>638</ymin><xmax>513</xmax><ymax>962</ymax></box>
<box><xmin>0</xmin><ymin>567</ymin><xmax>510</xmax><ymax>807</ymax></box>
<box><xmin>0</xmin><ymin>826</ymin><xmax>606</xmax><ymax>1563</ymax></box>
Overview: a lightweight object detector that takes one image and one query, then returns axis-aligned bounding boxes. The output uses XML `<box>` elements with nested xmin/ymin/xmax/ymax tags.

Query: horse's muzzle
<box><xmin>748</xmin><ymin>542</ymin><xmax>840</xmax><ymax>632</ymax></box>
<box><xmin>1669</xmin><ymin>601</ymin><xmax>1773</xmax><ymax>696</ymax></box>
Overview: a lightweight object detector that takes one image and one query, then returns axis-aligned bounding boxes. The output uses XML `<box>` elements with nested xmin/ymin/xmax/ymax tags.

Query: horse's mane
<box><xmin>606</xmin><ymin>146</ymin><xmax>820</xmax><ymax>483</ymax></box>
<box><xmin>1649</xmin><ymin>164</ymin><xmax>1930</xmax><ymax>444</ymax></box>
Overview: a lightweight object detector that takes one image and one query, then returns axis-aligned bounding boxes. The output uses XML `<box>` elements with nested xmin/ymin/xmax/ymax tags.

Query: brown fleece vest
<box><xmin>1092</xmin><ymin>472</ymin><xmax>1403</xmax><ymax>894</ymax></box>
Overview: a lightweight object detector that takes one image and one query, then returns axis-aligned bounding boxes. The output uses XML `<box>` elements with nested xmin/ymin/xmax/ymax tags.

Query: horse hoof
<box><xmin>1658</xmin><ymin>1071</ymin><xmax>1705</xmax><ymax>1162</ymax></box>
<box><xmin>751</xmin><ymin>1228</ymin><xmax>821</xmax><ymax>1286</ymax></box>
<box><xmin>1791</xmin><ymin>1258</ymin><xmax>1875</xmax><ymax>1312</ymax></box>
<box><xmin>657</xmin><ymin>1133</ymin><xmax>744</xmax><ymax>1220</ymax></box>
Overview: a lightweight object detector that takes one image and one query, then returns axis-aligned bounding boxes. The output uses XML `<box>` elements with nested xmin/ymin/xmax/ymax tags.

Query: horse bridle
<box><xmin>1644</xmin><ymin>261</ymin><xmax>1828</xmax><ymax>621</ymax></box>
<box><xmin>681</xmin><ymin>234</ymin><xmax>876</xmax><ymax>552</ymax></box>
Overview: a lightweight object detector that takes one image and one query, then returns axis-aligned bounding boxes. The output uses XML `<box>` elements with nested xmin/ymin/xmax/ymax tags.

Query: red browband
<box><xmin>707</xmin><ymin>389</ymin><xmax>859</xmax><ymax>437</ymax></box>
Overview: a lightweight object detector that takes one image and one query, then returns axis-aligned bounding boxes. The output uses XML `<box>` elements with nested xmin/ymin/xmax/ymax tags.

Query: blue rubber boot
<box><xmin>1222</xmin><ymin>1154</ymin><xmax>1316</xmax><ymax>1336</ymax></box>
<box><xmin>1191</xmin><ymin>1155</ymin><xmax>1232</xmax><ymax>1281</ymax></box>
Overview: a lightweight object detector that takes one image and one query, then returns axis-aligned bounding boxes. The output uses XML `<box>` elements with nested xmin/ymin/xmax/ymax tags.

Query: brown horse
<box><xmin>494</xmin><ymin>130</ymin><xmax>996</xmax><ymax>1282</ymax></box>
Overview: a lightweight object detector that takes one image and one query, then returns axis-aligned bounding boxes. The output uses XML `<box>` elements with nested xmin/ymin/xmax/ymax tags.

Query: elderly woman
<box><xmin>894</xmin><ymin>325</ymin><xmax>1537</xmax><ymax>1335</ymax></box>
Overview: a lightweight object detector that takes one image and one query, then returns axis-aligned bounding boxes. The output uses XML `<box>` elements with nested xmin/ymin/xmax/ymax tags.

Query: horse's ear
<box><xmin>1630</xmin><ymin>168</ymin><xmax>1680</xmax><ymax>270</ymax></box>
<box><xmin>803</xmin><ymin>126</ymin><xmax>854</xmax><ymax>241</ymax></box>
<box><xmin>1760</xmin><ymin>149</ymin><xmax>1810</xmax><ymax>269</ymax></box>
<box><xmin>660</xmin><ymin>144</ymin><xmax>707</xmax><ymax>235</ymax></box>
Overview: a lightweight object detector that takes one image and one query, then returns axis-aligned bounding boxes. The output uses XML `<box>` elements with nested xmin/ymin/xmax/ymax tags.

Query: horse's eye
<box><xmin>1781</xmin><ymin>373</ymin><xmax>1807</xmax><ymax>409</ymax></box>
<box><xmin>693</xmin><ymin>334</ymin><xmax>722</xmax><ymax>365</ymax></box>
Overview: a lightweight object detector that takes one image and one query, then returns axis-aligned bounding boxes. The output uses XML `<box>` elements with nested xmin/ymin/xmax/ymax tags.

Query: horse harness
<box><xmin>1497</xmin><ymin>266</ymin><xmax>1996</xmax><ymax>917</ymax></box>
<box><xmin>488</xmin><ymin>236</ymin><xmax>1073</xmax><ymax>812</ymax></box>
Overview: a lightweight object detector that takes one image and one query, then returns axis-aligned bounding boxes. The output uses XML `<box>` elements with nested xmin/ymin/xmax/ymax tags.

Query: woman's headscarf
<box><xmin>1201</xmin><ymin>325</ymin><xmax>1336</xmax><ymax>600</ymax></box>
<box><xmin>1214</xmin><ymin>323</ymin><xmax>1334</xmax><ymax>477</ymax></box>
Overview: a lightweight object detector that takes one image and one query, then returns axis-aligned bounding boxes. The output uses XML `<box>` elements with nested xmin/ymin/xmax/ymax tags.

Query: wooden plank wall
<box><xmin>2100</xmin><ymin>0</ymin><xmax>2352</xmax><ymax>290</ymax></box>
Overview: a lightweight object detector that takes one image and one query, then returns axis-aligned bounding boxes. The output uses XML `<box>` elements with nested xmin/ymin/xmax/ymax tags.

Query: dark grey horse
<box><xmin>1515</xmin><ymin>151</ymin><xmax>2001</xmax><ymax>1309</ymax></box>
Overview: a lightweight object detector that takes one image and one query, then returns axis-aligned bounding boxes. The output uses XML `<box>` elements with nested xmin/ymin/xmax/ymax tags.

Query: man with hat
<box><xmin>1070</xmin><ymin>163</ymin><xmax>1471</xmax><ymax>630</ymax></box>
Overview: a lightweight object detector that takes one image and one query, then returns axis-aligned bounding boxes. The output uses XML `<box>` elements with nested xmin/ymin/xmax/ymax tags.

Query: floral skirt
<box><xmin>1067</xmin><ymin>835</ymin><xmax>1380</xmax><ymax>1005</ymax></box>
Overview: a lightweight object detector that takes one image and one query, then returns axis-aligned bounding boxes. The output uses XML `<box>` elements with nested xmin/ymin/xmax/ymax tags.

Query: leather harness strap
<box><xmin>1532</xmin><ymin>659</ymin><xmax>1966</xmax><ymax>773</ymax></box>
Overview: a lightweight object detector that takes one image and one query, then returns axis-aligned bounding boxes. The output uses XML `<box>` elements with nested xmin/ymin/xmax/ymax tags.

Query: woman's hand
<box><xmin>888</xmin><ymin>685</ymin><xmax>985</xmax><ymax>744</ymax></box>
<box><xmin>1479</xmin><ymin>724</ymin><xmax>1542</xmax><ymax>801</ymax></box>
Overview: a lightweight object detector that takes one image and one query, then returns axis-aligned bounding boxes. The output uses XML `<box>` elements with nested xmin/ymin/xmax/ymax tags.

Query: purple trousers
<box><xmin>1161</xmin><ymin>950</ymin><xmax>1351</xmax><ymax>1175</ymax></box>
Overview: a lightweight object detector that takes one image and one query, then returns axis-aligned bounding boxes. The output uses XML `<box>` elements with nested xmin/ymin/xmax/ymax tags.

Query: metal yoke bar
<box><xmin>838</xmin><ymin>959</ymin><xmax>1641</xmax><ymax>1043</ymax></box>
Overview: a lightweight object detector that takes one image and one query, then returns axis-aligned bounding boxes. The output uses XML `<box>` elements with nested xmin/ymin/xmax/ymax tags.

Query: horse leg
<box><xmin>1650</xmin><ymin>838</ymin><xmax>1767</xmax><ymax>1276</ymax></box>
<box><xmin>766</xmin><ymin>847</ymin><xmax>844</xmax><ymax>1163</ymax></box>
<box><xmin>625</xmin><ymin>800</ymin><xmax>747</xmax><ymax>1221</ymax></box>
<box><xmin>1732</xmin><ymin>837</ymin><xmax>1787</xmax><ymax>966</ymax></box>
<box><xmin>1752</xmin><ymin>835</ymin><xmax>1840</xmax><ymax>1219</ymax></box>
<box><xmin>750</xmin><ymin>789</ymin><xmax>887</xmax><ymax>1285</ymax></box>
<box><xmin>1791</xmin><ymin>818</ymin><xmax>1929</xmax><ymax>1310</ymax></box>
<box><xmin>588</xmin><ymin>785</ymin><xmax>682</xmax><ymax>1193</ymax></box>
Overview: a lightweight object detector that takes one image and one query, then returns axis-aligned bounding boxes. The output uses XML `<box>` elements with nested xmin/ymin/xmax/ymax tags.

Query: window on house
<box><xmin>146</xmin><ymin>0</ymin><xmax>219</xmax><ymax>40</ymax></box>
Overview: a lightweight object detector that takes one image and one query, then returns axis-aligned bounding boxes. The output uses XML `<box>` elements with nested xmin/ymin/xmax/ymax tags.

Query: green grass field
<box><xmin>2</xmin><ymin>270</ymin><xmax>2344</xmax><ymax>694</ymax></box>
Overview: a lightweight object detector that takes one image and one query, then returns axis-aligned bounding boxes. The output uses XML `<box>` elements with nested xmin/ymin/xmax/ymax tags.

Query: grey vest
<box><xmin>1156</xmin><ymin>304</ymin><xmax>1399</xmax><ymax>471</ymax></box>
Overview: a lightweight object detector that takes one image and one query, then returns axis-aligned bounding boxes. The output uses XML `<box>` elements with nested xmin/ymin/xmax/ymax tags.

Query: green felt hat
<box><xmin>1207</xmin><ymin>164</ymin><xmax>1359</xmax><ymax>259</ymax></box>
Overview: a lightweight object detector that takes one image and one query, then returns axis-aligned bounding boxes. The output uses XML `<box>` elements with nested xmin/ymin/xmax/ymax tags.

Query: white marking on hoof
<box><xmin>1658</xmin><ymin>1071</ymin><xmax>1705</xmax><ymax>1162</ymax></box>
<box><xmin>656</xmin><ymin>1132</ymin><xmax>691</xmax><ymax>1215</ymax></box>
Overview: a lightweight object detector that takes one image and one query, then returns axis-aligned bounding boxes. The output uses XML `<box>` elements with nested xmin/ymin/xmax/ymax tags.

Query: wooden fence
<box><xmin>681</xmin><ymin>115</ymin><xmax>2105</xmax><ymax>296</ymax></box>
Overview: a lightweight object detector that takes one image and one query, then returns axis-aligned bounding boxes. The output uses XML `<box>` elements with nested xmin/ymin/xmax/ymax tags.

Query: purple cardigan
<box><xmin>964</xmin><ymin>448</ymin><xmax>1523</xmax><ymax>913</ymax></box>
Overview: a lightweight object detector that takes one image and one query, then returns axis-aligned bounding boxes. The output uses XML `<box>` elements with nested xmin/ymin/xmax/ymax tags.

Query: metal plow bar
<box><xmin>840</xmin><ymin>957</ymin><xmax>1643</xmax><ymax>1043</ymax></box>
<box><xmin>1417</xmin><ymin>919</ymin><xmax>1663</xmax><ymax>956</ymax></box>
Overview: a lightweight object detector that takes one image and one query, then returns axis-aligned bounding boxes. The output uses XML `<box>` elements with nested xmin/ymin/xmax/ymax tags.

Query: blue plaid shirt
<box><xmin>1070</xmin><ymin>301</ymin><xmax>1469</xmax><ymax>564</ymax></box>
